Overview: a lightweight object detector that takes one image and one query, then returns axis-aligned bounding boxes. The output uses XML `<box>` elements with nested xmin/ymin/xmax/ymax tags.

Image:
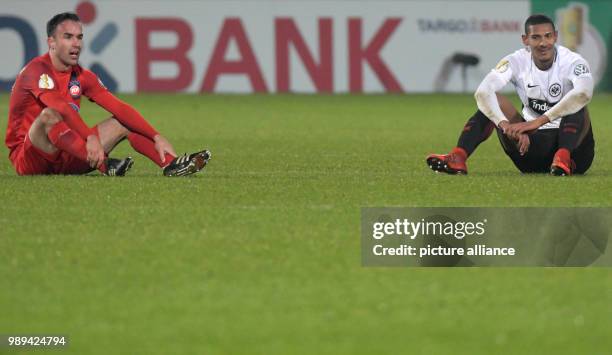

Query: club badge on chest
<box><xmin>68</xmin><ymin>71</ymin><xmax>81</xmax><ymax>99</ymax></box>
<box><xmin>69</xmin><ymin>81</ymin><xmax>81</xmax><ymax>99</ymax></box>
<box><xmin>548</xmin><ymin>83</ymin><xmax>562</xmax><ymax>98</ymax></box>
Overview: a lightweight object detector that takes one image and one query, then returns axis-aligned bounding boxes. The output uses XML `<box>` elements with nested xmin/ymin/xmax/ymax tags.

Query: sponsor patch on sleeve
<box><xmin>38</xmin><ymin>73</ymin><xmax>55</xmax><ymax>89</ymax></box>
<box><xmin>495</xmin><ymin>59</ymin><xmax>509</xmax><ymax>73</ymax></box>
<box><xmin>573</xmin><ymin>63</ymin><xmax>590</xmax><ymax>76</ymax></box>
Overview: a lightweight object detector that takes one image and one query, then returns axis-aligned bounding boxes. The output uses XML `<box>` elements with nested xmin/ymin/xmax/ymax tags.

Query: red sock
<box><xmin>127</xmin><ymin>133</ymin><xmax>174</xmax><ymax>167</ymax></box>
<box><xmin>48</xmin><ymin>122</ymin><xmax>107</xmax><ymax>174</ymax></box>
<box><xmin>451</xmin><ymin>147</ymin><xmax>468</xmax><ymax>161</ymax></box>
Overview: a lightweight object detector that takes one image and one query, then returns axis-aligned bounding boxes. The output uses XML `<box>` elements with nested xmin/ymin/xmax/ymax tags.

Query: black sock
<box><xmin>558</xmin><ymin>108</ymin><xmax>588</xmax><ymax>153</ymax></box>
<box><xmin>457</xmin><ymin>110</ymin><xmax>495</xmax><ymax>156</ymax></box>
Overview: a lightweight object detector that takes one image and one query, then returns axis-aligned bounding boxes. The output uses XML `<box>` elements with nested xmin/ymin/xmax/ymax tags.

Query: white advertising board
<box><xmin>1</xmin><ymin>0</ymin><xmax>529</xmax><ymax>93</ymax></box>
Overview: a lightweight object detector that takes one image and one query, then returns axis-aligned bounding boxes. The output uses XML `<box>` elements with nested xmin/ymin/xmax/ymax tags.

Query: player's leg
<box><xmin>493</xmin><ymin>105</ymin><xmax>594</xmax><ymax>175</ymax></box>
<box><xmin>28</xmin><ymin>108</ymin><xmax>63</xmax><ymax>154</ymax></box>
<box><xmin>569</xmin><ymin>121</ymin><xmax>594</xmax><ymax>175</ymax></box>
<box><xmin>494</xmin><ymin>114</ymin><xmax>592</xmax><ymax>175</ymax></box>
<box><xmin>91</xmin><ymin>116</ymin><xmax>176</xmax><ymax>167</ymax></box>
<box><xmin>10</xmin><ymin>113</ymin><xmax>56</xmax><ymax>175</ymax></box>
<box><xmin>111</xmin><ymin>120</ymin><xmax>211</xmax><ymax>177</ymax></box>
<box><xmin>95</xmin><ymin>117</ymin><xmax>130</xmax><ymax>153</ymax></box>
<box><xmin>27</xmin><ymin>108</ymin><xmax>108</xmax><ymax>174</ymax></box>
<box><xmin>89</xmin><ymin>117</ymin><xmax>134</xmax><ymax>176</ymax></box>
<box><xmin>426</xmin><ymin>94</ymin><xmax>520</xmax><ymax>174</ymax></box>
<box><xmin>457</xmin><ymin>94</ymin><xmax>523</xmax><ymax>153</ymax></box>
<box><xmin>551</xmin><ymin>107</ymin><xmax>594</xmax><ymax>175</ymax></box>
<box><xmin>496</xmin><ymin>127</ymin><xmax>557</xmax><ymax>173</ymax></box>
<box><xmin>126</xmin><ymin>132</ymin><xmax>175</xmax><ymax>167</ymax></box>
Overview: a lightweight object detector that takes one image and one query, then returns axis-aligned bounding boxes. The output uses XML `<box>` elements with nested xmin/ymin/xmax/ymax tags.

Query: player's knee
<box><xmin>39</xmin><ymin>108</ymin><xmax>63</xmax><ymax>126</ymax></box>
<box><xmin>109</xmin><ymin>117</ymin><xmax>130</xmax><ymax>137</ymax></box>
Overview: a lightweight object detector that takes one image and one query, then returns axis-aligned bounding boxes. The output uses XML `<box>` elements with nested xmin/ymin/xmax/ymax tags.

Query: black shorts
<box><xmin>496</xmin><ymin>123</ymin><xmax>595</xmax><ymax>174</ymax></box>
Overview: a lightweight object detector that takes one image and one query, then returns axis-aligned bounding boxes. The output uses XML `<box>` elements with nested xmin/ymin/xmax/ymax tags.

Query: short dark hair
<box><xmin>524</xmin><ymin>14</ymin><xmax>555</xmax><ymax>34</ymax></box>
<box><xmin>47</xmin><ymin>12</ymin><xmax>80</xmax><ymax>37</ymax></box>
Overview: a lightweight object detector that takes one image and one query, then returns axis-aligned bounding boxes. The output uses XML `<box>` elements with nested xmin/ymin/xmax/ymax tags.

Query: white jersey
<box><xmin>492</xmin><ymin>45</ymin><xmax>592</xmax><ymax>129</ymax></box>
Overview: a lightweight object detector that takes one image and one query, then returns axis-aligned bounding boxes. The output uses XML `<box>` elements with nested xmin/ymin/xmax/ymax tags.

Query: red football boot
<box><xmin>426</xmin><ymin>147</ymin><xmax>468</xmax><ymax>175</ymax></box>
<box><xmin>550</xmin><ymin>148</ymin><xmax>575</xmax><ymax>176</ymax></box>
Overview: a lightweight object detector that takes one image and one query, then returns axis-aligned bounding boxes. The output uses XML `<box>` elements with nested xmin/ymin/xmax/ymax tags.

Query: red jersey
<box><xmin>6</xmin><ymin>53</ymin><xmax>105</xmax><ymax>154</ymax></box>
<box><xmin>6</xmin><ymin>53</ymin><xmax>158</xmax><ymax>157</ymax></box>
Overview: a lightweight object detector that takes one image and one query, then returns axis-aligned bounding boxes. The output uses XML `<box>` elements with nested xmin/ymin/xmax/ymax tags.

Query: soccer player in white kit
<box><xmin>426</xmin><ymin>14</ymin><xmax>595</xmax><ymax>176</ymax></box>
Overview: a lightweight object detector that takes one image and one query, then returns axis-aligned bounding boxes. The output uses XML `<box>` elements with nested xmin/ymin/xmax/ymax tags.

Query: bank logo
<box><xmin>76</xmin><ymin>1</ymin><xmax>118</xmax><ymax>91</ymax></box>
<box><xmin>417</xmin><ymin>18</ymin><xmax>521</xmax><ymax>33</ymax></box>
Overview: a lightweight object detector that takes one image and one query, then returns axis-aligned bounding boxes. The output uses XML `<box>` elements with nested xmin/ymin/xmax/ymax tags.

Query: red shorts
<box><xmin>9</xmin><ymin>133</ymin><xmax>93</xmax><ymax>175</ymax></box>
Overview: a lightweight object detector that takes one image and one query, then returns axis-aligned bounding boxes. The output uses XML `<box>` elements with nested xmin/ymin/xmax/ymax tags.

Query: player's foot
<box><xmin>426</xmin><ymin>148</ymin><xmax>468</xmax><ymax>175</ymax></box>
<box><xmin>550</xmin><ymin>148</ymin><xmax>574</xmax><ymax>176</ymax></box>
<box><xmin>163</xmin><ymin>149</ymin><xmax>211</xmax><ymax>177</ymax></box>
<box><xmin>104</xmin><ymin>157</ymin><xmax>134</xmax><ymax>176</ymax></box>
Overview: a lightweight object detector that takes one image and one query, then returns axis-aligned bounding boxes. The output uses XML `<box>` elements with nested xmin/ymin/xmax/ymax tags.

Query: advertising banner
<box><xmin>1</xmin><ymin>0</ymin><xmax>530</xmax><ymax>93</ymax></box>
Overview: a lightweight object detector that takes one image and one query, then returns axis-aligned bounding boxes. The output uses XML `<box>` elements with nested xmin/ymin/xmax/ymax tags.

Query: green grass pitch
<box><xmin>1</xmin><ymin>93</ymin><xmax>611</xmax><ymax>354</ymax></box>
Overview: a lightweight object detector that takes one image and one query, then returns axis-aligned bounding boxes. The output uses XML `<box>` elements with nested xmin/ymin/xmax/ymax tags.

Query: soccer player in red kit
<box><xmin>5</xmin><ymin>12</ymin><xmax>211</xmax><ymax>176</ymax></box>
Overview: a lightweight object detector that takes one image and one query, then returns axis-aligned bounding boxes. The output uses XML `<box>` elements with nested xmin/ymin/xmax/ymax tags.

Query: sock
<box><xmin>558</xmin><ymin>109</ymin><xmax>587</xmax><ymax>153</ymax></box>
<box><xmin>457</xmin><ymin>110</ymin><xmax>495</xmax><ymax>156</ymax></box>
<box><xmin>127</xmin><ymin>133</ymin><xmax>174</xmax><ymax>167</ymax></box>
<box><xmin>48</xmin><ymin>122</ymin><xmax>107</xmax><ymax>174</ymax></box>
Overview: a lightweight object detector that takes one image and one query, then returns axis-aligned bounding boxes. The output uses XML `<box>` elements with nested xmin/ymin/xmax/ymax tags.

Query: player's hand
<box><xmin>498</xmin><ymin>121</ymin><xmax>510</xmax><ymax>133</ymax></box>
<box><xmin>153</xmin><ymin>135</ymin><xmax>177</xmax><ymax>164</ymax></box>
<box><xmin>499</xmin><ymin>121</ymin><xmax>521</xmax><ymax>139</ymax></box>
<box><xmin>517</xmin><ymin>133</ymin><xmax>530</xmax><ymax>156</ymax></box>
<box><xmin>503</xmin><ymin>122</ymin><xmax>528</xmax><ymax>139</ymax></box>
<box><xmin>504</xmin><ymin>116</ymin><xmax>549</xmax><ymax>139</ymax></box>
<box><xmin>86</xmin><ymin>135</ymin><xmax>105</xmax><ymax>168</ymax></box>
